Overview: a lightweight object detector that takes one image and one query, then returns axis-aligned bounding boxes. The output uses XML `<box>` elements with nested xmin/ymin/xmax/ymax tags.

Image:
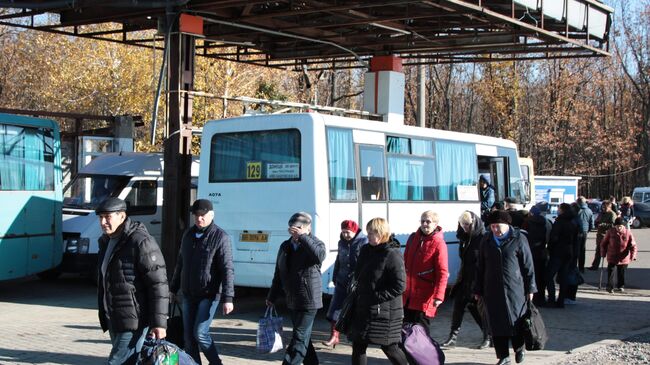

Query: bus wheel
<box><xmin>37</xmin><ymin>267</ymin><xmax>62</xmax><ymax>280</ymax></box>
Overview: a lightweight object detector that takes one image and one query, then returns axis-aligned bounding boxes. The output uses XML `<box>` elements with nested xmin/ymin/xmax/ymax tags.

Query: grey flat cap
<box><xmin>288</xmin><ymin>212</ymin><xmax>312</xmax><ymax>227</ymax></box>
<box><xmin>95</xmin><ymin>197</ymin><xmax>127</xmax><ymax>214</ymax></box>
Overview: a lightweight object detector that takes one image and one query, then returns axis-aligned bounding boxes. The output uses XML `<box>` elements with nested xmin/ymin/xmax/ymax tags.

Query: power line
<box><xmin>580</xmin><ymin>162</ymin><xmax>650</xmax><ymax>178</ymax></box>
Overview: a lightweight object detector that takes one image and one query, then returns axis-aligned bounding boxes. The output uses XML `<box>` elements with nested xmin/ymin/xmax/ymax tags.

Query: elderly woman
<box><xmin>474</xmin><ymin>210</ymin><xmax>537</xmax><ymax>365</ymax></box>
<box><xmin>322</xmin><ymin>220</ymin><xmax>367</xmax><ymax>348</ymax></box>
<box><xmin>348</xmin><ymin>217</ymin><xmax>407</xmax><ymax>365</ymax></box>
<box><xmin>442</xmin><ymin>210</ymin><xmax>490</xmax><ymax>349</ymax></box>
<box><xmin>601</xmin><ymin>217</ymin><xmax>638</xmax><ymax>293</ymax></box>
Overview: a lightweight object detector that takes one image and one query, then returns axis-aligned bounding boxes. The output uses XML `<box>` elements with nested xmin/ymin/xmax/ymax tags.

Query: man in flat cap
<box><xmin>170</xmin><ymin>199</ymin><xmax>234</xmax><ymax>365</ymax></box>
<box><xmin>267</xmin><ymin>212</ymin><xmax>326</xmax><ymax>365</ymax></box>
<box><xmin>95</xmin><ymin>197</ymin><xmax>169</xmax><ymax>365</ymax></box>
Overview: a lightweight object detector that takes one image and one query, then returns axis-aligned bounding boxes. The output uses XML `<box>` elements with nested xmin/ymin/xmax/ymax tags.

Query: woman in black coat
<box><xmin>348</xmin><ymin>217</ymin><xmax>407</xmax><ymax>365</ymax></box>
<box><xmin>474</xmin><ymin>210</ymin><xmax>537</xmax><ymax>365</ymax></box>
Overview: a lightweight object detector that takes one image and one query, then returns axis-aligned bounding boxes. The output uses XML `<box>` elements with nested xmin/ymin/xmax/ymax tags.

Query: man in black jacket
<box><xmin>170</xmin><ymin>199</ymin><xmax>235</xmax><ymax>365</ymax></box>
<box><xmin>266</xmin><ymin>212</ymin><xmax>326</xmax><ymax>365</ymax></box>
<box><xmin>96</xmin><ymin>198</ymin><xmax>169</xmax><ymax>365</ymax></box>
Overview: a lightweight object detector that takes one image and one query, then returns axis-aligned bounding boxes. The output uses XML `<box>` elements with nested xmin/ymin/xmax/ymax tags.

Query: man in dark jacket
<box><xmin>170</xmin><ymin>199</ymin><xmax>235</xmax><ymax>365</ymax></box>
<box><xmin>574</xmin><ymin>197</ymin><xmax>595</xmax><ymax>273</ymax></box>
<box><xmin>474</xmin><ymin>210</ymin><xmax>536</xmax><ymax>365</ymax></box>
<box><xmin>479</xmin><ymin>174</ymin><xmax>495</xmax><ymax>220</ymax></box>
<box><xmin>524</xmin><ymin>206</ymin><xmax>552</xmax><ymax>306</ymax></box>
<box><xmin>96</xmin><ymin>197</ymin><xmax>169</xmax><ymax>365</ymax></box>
<box><xmin>266</xmin><ymin>212</ymin><xmax>326</xmax><ymax>365</ymax></box>
<box><xmin>545</xmin><ymin>203</ymin><xmax>578</xmax><ymax>308</ymax></box>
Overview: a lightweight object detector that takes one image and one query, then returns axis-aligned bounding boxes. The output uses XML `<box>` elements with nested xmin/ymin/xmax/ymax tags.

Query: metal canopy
<box><xmin>0</xmin><ymin>0</ymin><xmax>613</xmax><ymax>69</ymax></box>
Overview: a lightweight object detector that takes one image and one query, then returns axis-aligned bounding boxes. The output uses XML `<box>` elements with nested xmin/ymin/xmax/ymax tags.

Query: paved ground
<box><xmin>1</xmin><ymin>229</ymin><xmax>649</xmax><ymax>365</ymax></box>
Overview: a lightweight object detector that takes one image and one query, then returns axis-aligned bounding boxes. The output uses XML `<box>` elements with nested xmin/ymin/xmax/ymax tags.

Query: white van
<box><xmin>60</xmin><ymin>152</ymin><xmax>199</xmax><ymax>275</ymax></box>
<box><xmin>632</xmin><ymin>187</ymin><xmax>650</xmax><ymax>203</ymax></box>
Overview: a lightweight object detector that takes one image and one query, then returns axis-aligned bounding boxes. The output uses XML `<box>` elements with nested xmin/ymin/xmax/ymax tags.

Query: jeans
<box><xmin>108</xmin><ymin>326</ymin><xmax>148</xmax><ymax>365</ymax></box>
<box><xmin>182</xmin><ymin>297</ymin><xmax>222</xmax><ymax>365</ymax></box>
<box><xmin>283</xmin><ymin>309</ymin><xmax>319</xmax><ymax>365</ymax></box>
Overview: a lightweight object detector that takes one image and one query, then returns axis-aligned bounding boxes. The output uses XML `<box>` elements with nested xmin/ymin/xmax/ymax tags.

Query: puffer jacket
<box><xmin>600</xmin><ymin>227</ymin><xmax>638</xmax><ymax>265</ymax></box>
<box><xmin>97</xmin><ymin>218</ymin><xmax>169</xmax><ymax>332</ymax></box>
<box><xmin>332</xmin><ymin>230</ymin><xmax>367</xmax><ymax>290</ymax></box>
<box><xmin>267</xmin><ymin>233</ymin><xmax>326</xmax><ymax>310</ymax></box>
<box><xmin>454</xmin><ymin>212</ymin><xmax>485</xmax><ymax>298</ymax></box>
<box><xmin>348</xmin><ymin>238</ymin><xmax>406</xmax><ymax>346</ymax></box>
<box><xmin>170</xmin><ymin>222</ymin><xmax>235</xmax><ymax>302</ymax></box>
<box><xmin>403</xmin><ymin>226</ymin><xmax>449</xmax><ymax>318</ymax></box>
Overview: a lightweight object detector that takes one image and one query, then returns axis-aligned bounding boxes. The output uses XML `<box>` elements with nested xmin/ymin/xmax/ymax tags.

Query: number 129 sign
<box><xmin>246</xmin><ymin>161</ymin><xmax>262</xmax><ymax>179</ymax></box>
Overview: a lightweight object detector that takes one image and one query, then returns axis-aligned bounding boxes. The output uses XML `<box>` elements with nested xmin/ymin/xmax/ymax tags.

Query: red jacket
<box><xmin>403</xmin><ymin>227</ymin><xmax>449</xmax><ymax>317</ymax></box>
<box><xmin>600</xmin><ymin>227</ymin><xmax>638</xmax><ymax>265</ymax></box>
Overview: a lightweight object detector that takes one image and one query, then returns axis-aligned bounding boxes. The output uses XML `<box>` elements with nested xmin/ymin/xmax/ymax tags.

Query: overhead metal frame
<box><xmin>0</xmin><ymin>0</ymin><xmax>613</xmax><ymax>69</ymax></box>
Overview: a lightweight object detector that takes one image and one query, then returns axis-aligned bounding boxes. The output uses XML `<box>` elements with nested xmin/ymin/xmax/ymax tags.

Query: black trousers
<box><xmin>607</xmin><ymin>264</ymin><xmax>628</xmax><ymax>289</ymax></box>
<box><xmin>352</xmin><ymin>341</ymin><xmax>408</xmax><ymax>365</ymax></box>
<box><xmin>403</xmin><ymin>308</ymin><xmax>431</xmax><ymax>329</ymax></box>
<box><xmin>492</xmin><ymin>335</ymin><xmax>525</xmax><ymax>359</ymax></box>
<box><xmin>449</xmin><ymin>289</ymin><xmax>485</xmax><ymax>334</ymax></box>
<box><xmin>577</xmin><ymin>232</ymin><xmax>588</xmax><ymax>271</ymax></box>
<box><xmin>530</xmin><ymin>246</ymin><xmax>548</xmax><ymax>304</ymax></box>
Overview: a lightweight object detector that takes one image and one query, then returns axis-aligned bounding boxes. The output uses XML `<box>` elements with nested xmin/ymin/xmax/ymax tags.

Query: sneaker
<box><xmin>607</xmin><ymin>288</ymin><xmax>614</xmax><ymax>293</ymax></box>
<box><xmin>614</xmin><ymin>288</ymin><xmax>625</xmax><ymax>293</ymax></box>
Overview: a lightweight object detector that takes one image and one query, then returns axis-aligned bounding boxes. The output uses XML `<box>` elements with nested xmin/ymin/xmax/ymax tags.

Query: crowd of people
<box><xmin>93</xmin><ymin>192</ymin><xmax>638</xmax><ymax>365</ymax></box>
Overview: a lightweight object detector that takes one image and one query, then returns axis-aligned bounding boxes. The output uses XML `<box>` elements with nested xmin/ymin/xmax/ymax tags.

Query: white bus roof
<box><xmin>203</xmin><ymin>113</ymin><xmax>518</xmax><ymax>149</ymax></box>
<box><xmin>79</xmin><ymin>152</ymin><xmax>199</xmax><ymax>177</ymax></box>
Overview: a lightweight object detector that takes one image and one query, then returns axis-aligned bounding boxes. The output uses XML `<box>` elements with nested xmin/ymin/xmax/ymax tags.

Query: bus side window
<box><xmin>359</xmin><ymin>146</ymin><xmax>386</xmax><ymax>201</ymax></box>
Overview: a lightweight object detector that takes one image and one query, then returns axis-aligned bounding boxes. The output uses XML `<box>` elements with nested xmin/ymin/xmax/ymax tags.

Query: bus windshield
<box><xmin>63</xmin><ymin>174</ymin><xmax>131</xmax><ymax>210</ymax></box>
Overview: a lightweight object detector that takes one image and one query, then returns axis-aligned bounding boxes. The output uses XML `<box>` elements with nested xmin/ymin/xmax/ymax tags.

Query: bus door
<box><xmin>357</xmin><ymin>144</ymin><xmax>388</xmax><ymax>228</ymax></box>
<box><xmin>478</xmin><ymin>155</ymin><xmax>507</xmax><ymax>203</ymax></box>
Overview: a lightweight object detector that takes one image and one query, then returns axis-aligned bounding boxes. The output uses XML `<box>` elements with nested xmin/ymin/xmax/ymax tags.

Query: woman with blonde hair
<box><xmin>347</xmin><ymin>218</ymin><xmax>407</xmax><ymax>365</ymax></box>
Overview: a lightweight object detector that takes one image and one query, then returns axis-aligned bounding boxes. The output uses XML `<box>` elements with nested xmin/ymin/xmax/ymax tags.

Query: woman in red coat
<box><xmin>403</xmin><ymin>210</ymin><xmax>449</xmax><ymax>328</ymax></box>
<box><xmin>600</xmin><ymin>217</ymin><xmax>638</xmax><ymax>293</ymax></box>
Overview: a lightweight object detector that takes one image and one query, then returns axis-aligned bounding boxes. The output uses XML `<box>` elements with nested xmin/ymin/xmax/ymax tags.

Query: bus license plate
<box><xmin>240</xmin><ymin>232</ymin><xmax>269</xmax><ymax>243</ymax></box>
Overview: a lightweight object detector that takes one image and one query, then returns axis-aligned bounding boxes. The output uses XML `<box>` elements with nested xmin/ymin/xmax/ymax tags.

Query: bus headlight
<box><xmin>78</xmin><ymin>238</ymin><xmax>90</xmax><ymax>254</ymax></box>
<box><xmin>66</xmin><ymin>237</ymin><xmax>90</xmax><ymax>254</ymax></box>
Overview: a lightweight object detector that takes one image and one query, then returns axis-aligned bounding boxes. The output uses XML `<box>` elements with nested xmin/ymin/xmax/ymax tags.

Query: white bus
<box><xmin>198</xmin><ymin>113</ymin><xmax>527</xmax><ymax>293</ymax></box>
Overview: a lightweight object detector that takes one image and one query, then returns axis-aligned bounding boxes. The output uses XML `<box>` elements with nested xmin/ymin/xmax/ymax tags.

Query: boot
<box><xmin>477</xmin><ymin>334</ymin><xmax>492</xmax><ymax>349</ymax></box>
<box><xmin>322</xmin><ymin>321</ymin><xmax>339</xmax><ymax>349</ymax></box>
<box><xmin>441</xmin><ymin>330</ymin><xmax>458</xmax><ymax>347</ymax></box>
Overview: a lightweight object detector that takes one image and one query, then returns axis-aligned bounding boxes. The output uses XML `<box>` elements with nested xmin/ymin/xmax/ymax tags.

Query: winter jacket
<box><xmin>403</xmin><ymin>226</ymin><xmax>449</xmax><ymax>318</ymax></box>
<box><xmin>596</xmin><ymin>210</ymin><xmax>617</xmax><ymax>233</ymax></box>
<box><xmin>97</xmin><ymin>218</ymin><xmax>169</xmax><ymax>333</ymax></box>
<box><xmin>454</xmin><ymin>212</ymin><xmax>485</xmax><ymax>299</ymax></box>
<box><xmin>474</xmin><ymin>227</ymin><xmax>537</xmax><ymax>337</ymax></box>
<box><xmin>548</xmin><ymin>212</ymin><xmax>578</xmax><ymax>259</ymax></box>
<box><xmin>524</xmin><ymin>214</ymin><xmax>551</xmax><ymax>250</ymax></box>
<box><xmin>348</xmin><ymin>239</ymin><xmax>406</xmax><ymax>346</ymax></box>
<box><xmin>481</xmin><ymin>185</ymin><xmax>495</xmax><ymax>214</ymax></box>
<box><xmin>267</xmin><ymin>233</ymin><xmax>326</xmax><ymax>310</ymax></box>
<box><xmin>575</xmin><ymin>203</ymin><xmax>595</xmax><ymax>233</ymax></box>
<box><xmin>620</xmin><ymin>203</ymin><xmax>635</xmax><ymax>223</ymax></box>
<box><xmin>332</xmin><ymin>230</ymin><xmax>367</xmax><ymax>290</ymax></box>
<box><xmin>170</xmin><ymin>222</ymin><xmax>235</xmax><ymax>302</ymax></box>
<box><xmin>600</xmin><ymin>227</ymin><xmax>638</xmax><ymax>265</ymax></box>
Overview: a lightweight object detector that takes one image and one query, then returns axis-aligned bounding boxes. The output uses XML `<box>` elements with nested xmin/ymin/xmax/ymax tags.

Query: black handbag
<box><xmin>166</xmin><ymin>301</ymin><xmax>184</xmax><ymax>348</ymax></box>
<box><xmin>518</xmin><ymin>300</ymin><xmax>548</xmax><ymax>351</ymax></box>
<box><xmin>334</xmin><ymin>280</ymin><xmax>358</xmax><ymax>334</ymax></box>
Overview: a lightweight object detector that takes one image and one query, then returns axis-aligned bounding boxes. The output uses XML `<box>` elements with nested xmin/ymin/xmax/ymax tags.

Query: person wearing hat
<box><xmin>95</xmin><ymin>197</ymin><xmax>169</xmax><ymax>365</ymax></box>
<box><xmin>479</xmin><ymin>174</ymin><xmax>496</xmax><ymax>220</ymax></box>
<box><xmin>266</xmin><ymin>212</ymin><xmax>326</xmax><ymax>365</ymax></box>
<box><xmin>600</xmin><ymin>217</ymin><xmax>638</xmax><ymax>293</ymax></box>
<box><xmin>322</xmin><ymin>219</ymin><xmax>367</xmax><ymax>348</ymax></box>
<box><xmin>474</xmin><ymin>210</ymin><xmax>537</xmax><ymax>365</ymax></box>
<box><xmin>170</xmin><ymin>199</ymin><xmax>234</xmax><ymax>365</ymax></box>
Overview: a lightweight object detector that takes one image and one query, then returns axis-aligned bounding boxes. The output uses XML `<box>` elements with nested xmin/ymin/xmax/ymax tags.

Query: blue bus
<box><xmin>0</xmin><ymin>113</ymin><xmax>63</xmax><ymax>280</ymax></box>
